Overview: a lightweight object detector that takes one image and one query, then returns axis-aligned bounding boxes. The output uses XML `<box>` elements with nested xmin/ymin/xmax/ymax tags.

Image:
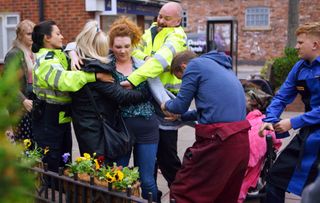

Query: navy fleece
<box><xmin>165</xmin><ymin>51</ymin><xmax>246</xmax><ymax>124</ymax></box>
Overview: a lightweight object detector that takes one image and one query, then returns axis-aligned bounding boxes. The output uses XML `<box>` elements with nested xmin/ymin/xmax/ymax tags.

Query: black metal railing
<box><xmin>25</xmin><ymin>163</ymin><xmax>153</xmax><ymax>203</ymax></box>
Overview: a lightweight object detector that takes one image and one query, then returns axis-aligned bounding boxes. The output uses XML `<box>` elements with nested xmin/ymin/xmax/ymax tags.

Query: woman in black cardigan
<box><xmin>71</xmin><ymin>20</ymin><xmax>147</xmax><ymax>166</ymax></box>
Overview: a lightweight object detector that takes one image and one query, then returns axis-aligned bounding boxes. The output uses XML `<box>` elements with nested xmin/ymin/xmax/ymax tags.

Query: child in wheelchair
<box><xmin>238</xmin><ymin>80</ymin><xmax>282</xmax><ymax>203</ymax></box>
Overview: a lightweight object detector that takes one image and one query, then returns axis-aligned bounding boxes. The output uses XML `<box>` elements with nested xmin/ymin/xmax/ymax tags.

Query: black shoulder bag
<box><xmin>85</xmin><ymin>86</ymin><xmax>132</xmax><ymax>159</ymax></box>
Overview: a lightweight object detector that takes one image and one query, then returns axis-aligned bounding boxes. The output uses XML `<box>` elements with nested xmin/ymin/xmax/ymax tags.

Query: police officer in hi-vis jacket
<box><xmin>120</xmin><ymin>2</ymin><xmax>188</xmax><ymax>192</ymax></box>
<box><xmin>31</xmin><ymin>20</ymin><xmax>111</xmax><ymax>173</ymax></box>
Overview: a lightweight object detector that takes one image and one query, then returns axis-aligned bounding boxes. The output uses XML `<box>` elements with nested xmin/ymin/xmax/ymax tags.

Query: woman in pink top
<box><xmin>238</xmin><ymin>81</ymin><xmax>282</xmax><ymax>203</ymax></box>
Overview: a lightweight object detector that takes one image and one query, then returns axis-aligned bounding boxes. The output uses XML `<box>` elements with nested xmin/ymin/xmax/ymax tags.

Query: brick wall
<box><xmin>2</xmin><ymin>0</ymin><xmax>319</xmax><ymax>63</ymax></box>
<box><xmin>181</xmin><ymin>0</ymin><xmax>315</xmax><ymax>112</ymax></box>
<box><xmin>0</xmin><ymin>0</ymin><xmax>93</xmax><ymax>70</ymax></box>
<box><xmin>299</xmin><ymin>0</ymin><xmax>320</xmax><ymax>25</ymax></box>
<box><xmin>0</xmin><ymin>0</ymin><xmax>93</xmax><ymax>46</ymax></box>
<box><xmin>42</xmin><ymin>0</ymin><xmax>94</xmax><ymax>42</ymax></box>
<box><xmin>181</xmin><ymin>0</ymin><xmax>319</xmax><ymax>64</ymax></box>
<box><xmin>1</xmin><ymin>0</ymin><xmax>39</xmax><ymax>23</ymax></box>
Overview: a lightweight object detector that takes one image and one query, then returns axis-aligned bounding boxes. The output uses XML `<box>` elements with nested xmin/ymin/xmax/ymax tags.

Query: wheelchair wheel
<box><xmin>245</xmin><ymin>178</ymin><xmax>266</xmax><ymax>201</ymax></box>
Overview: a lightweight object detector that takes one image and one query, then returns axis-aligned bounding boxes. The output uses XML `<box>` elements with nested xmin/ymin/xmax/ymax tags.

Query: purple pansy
<box><xmin>62</xmin><ymin>152</ymin><xmax>70</xmax><ymax>163</ymax></box>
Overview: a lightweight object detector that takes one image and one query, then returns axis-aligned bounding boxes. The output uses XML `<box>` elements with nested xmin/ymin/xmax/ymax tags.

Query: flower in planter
<box><xmin>64</xmin><ymin>153</ymin><xmax>140</xmax><ymax>192</ymax></box>
<box><xmin>65</xmin><ymin>153</ymin><xmax>102</xmax><ymax>177</ymax></box>
<box><xmin>23</xmin><ymin>139</ymin><xmax>31</xmax><ymax>149</ymax></box>
<box><xmin>21</xmin><ymin>139</ymin><xmax>49</xmax><ymax>166</ymax></box>
<box><xmin>97</xmin><ymin>156</ymin><xmax>105</xmax><ymax>165</ymax></box>
<box><xmin>96</xmin><ymin>163</ymin><xmax>139</xmax><ymax>191</ymax></box>
<box><xmin>114</xmin><ymin>170</ymin><xmax>124</xmax><ymax>181</ymax></box>
<box><xmin>106</xmin><ymin>172</ymin><xmax>116</xmax><ymax>183</ymax></box>
<box><xmin>62</xmin><ymin>152</ymin><xmax>71</xmax><ymax>164</ymax></box>
<box><xmin>105</xmin><ymin>169</ymin><xmax>124</xmax><ymax>183</ymax></box>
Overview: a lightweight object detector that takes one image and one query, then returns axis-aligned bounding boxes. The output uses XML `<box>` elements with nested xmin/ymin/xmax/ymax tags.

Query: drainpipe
<box><xmin>38</xmin><ymin>0</ymin><xmax>44</xmax><ymax>22</ymax></box>
<box><xmin>287</xmin><ymin>0</ymin><xmax>299</xmax><ymax>48</ymax></box>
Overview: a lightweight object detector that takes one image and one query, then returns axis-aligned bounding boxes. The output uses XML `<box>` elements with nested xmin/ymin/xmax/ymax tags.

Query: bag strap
<box><xmin>85</xmin><ymin>85</ymin><xmax>129</xmax><ymax>133</ymax></box>
<box><xmin>85</xmin><ymin>85</ymin><xmax>103</xmax><ymax>121</ymax></box>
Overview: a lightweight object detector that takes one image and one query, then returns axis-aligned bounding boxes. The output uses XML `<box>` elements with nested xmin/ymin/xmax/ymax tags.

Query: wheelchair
<box><xmin>245</xmin><ymin>134</ymin><xmax>277</xmax><ymax>203</ymax></box>
<box><xmin>244</xmin><ymin>75</ymin><xmax>277</xmax><ymax>202</ymax></box>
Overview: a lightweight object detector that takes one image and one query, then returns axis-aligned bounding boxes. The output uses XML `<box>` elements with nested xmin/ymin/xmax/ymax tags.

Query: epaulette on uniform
<box><xmin>45</xmin><ymin>51</ymin><xmax>54</xmax><ymax>60</ymax></box>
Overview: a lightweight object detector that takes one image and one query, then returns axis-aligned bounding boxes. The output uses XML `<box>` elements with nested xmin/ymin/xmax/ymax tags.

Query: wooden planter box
<box><xmin>64</xmin><ymin>170</ymin><xmax>141</xmax><ymax>203</ymax></box>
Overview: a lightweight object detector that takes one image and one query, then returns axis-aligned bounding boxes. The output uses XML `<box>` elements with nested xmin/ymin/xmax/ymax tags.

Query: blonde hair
<box><xmin>12</xmin><ymin>19</ymin><xmax>35</xmax><ymax>73</ymax></box>
<box><xmin>75</xmin><ymin>20</ymin><xmax>109</xmax><ymax>64</ymax></box>
<box><xmin>108</xmin><ymin>16</ymin><xmax>142</xmax><ymax>48</ymax></box>
<box><xmin>296</xmin><ymin>22</ymin><xmax>320</xmax><ymax>38</ymax></box>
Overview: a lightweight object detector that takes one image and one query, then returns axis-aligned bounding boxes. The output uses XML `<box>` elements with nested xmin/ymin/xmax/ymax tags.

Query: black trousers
<box><xmin>32</xmin><ymin>103</ymin><xmax>72</xmax><ymax>173</ymax></box>
<box><xmin>155</xmin><ymin>129</ymin><xmax>181</xmax><ymax>187</ymax></box>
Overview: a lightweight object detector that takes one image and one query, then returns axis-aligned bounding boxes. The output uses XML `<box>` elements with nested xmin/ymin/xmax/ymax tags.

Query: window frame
<box><xmin>244</xmin><ymin>7</ymin><xmax>270</xmax><ymax>30</ymax></box>
<box><xmin>0</xmin><ymin>13</ymin><xmax>20</xmax><ymax>63</ymax></box>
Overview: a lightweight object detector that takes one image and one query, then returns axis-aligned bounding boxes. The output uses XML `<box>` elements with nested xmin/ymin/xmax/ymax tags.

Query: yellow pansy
<box><xmin>83</xmin><ymin>153</ymin><xmax>91</xmax><ymax>160</ymax></box>
<box><xmin>44</xmin><ymin>146</ymin><xmax>49</xmax><ymax>155</ymax></box>
<box><xmin>114</xmin><ymin>170</ymin><xmax>124</xmax><ymax>181</ymax></box>
<box><xmin>106</xmin><ymin>172</ymin><xmax>115</xmax><ymax>183</ymax></box>
<box><xmin>94</xmin><ymin>159</ymin><xmax>100</xmax><ymax>170</ymax></box>
<box><xmin>23</xmin><ymin>139</ymin><xmax>31</xmax><ymax>149</ymax></box>
<box><xmin>76</xmin><ymin>157</ymin><xmax>85</xmax><ymax>163</ymax></box>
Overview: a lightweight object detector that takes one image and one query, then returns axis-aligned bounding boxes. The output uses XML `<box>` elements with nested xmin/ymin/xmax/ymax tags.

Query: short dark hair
<box><xmin>170</xmin><ymin>50</ymin><xmax>197</xmax><ymax>74</ymax></box>
<box><xmin>32</xmin><ymin>20</ymin><xmax>56</xmax><ymax>53</ymax></box>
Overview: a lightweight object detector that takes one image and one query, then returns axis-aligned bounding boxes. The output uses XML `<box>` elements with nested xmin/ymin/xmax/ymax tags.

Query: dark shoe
<box><xmin>157</xmin><ymin>190</ymin><xmax>162</xmax><ymax>203</ymax></box>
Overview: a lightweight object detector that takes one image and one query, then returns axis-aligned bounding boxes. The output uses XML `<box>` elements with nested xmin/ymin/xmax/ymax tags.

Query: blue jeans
<box><xmin>266</xmin><ymin>183</ymin><xmax>285</xmax><ymax>203</ymax></box>
<box><xmin>134</xmin><ymin>143</ymin><xmax>158</xmax><ymax>202</ymax></box>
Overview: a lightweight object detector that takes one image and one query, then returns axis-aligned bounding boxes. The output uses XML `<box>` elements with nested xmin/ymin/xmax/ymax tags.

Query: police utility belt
<box><xmin>32</xmin><ymin>97</ymin><xmax>71</xmax><ymax>124</ymax></box>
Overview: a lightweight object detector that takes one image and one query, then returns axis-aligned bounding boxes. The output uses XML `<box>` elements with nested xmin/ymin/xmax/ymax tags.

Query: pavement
<box><xmin>71</xmin><ymin>65</ymin><xmax>302</xmax><ymax>203</ymax></box>
<box><xmin>236</xmin><ymin>65</ymin><xmax>265</xmax><ymax>80</ymax></box>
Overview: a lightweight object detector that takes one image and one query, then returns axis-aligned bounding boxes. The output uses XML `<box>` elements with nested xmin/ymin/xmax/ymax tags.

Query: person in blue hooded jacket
<box><xmin>258</xmin><ymin>22</ymin><xmax>320</xmax><ymax>203</ymax></box>
<box><xmin>161</xmin><ymin>50</ymin><xmax>250</xmax><ymax>203</ymax></box>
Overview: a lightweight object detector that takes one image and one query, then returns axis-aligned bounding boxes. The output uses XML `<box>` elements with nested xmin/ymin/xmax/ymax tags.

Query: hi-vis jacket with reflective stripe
<box><xmin>33</xmin><ymin>48</ymin><xmax>96</xmax><ymax>104</ymax></box>
<box><xmin>129</xmin><ymin>22</ymin><xmax>187</xmax><ymax>94</ymax></box>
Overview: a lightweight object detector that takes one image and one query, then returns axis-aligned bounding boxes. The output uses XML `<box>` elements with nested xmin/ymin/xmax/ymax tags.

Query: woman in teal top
<box><xmin>108</xmin><ymin>17</ymin><xmax>159</xmax><ymax>202</ymax></box>
<box><xmin>113</xmin><ymin>56</ymin><xmax>158</xmax><ymax>142</ymax></box>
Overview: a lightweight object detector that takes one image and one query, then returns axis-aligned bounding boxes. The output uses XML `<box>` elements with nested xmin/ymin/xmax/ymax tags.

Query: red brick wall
<box><xmin>0</xmin><ymin>0</ymin><xmax>93</xmax><ymax>45</ymax></box>
<box><xmin>299</xmin><ymin>0</ymin><xmax>320</xmax><ymax>25</ymax></box>
<box><xmin>181</xmin><ymin>0</ymin><xmax>319</xmax><ymax>63</ymax></box>
<box><xmin>0</xmin><ymin>0</ymin><xmax>93</xmax><ymax>69</ymax></box>
<box><xmin>2</xmin><ymin>0</ymin><xmax>319</xmax><ymax>63</ymax></box>
<box><xmin>42</xmin><ymin>0</ymin><xmax>94</xmax><ymax>42</ymax></box>
<box><xmin>1</xmin><ymin>0</ymin><xmax>39</xmax><ymax>23</ymax></box>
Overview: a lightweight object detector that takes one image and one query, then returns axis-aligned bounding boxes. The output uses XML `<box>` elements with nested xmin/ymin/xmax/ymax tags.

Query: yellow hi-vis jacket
<box><xmin>129</xmin><ymin>22</ymin><xmax>187</xmax><ymax>95</ymax></box>
<box><xmin>33</xmin><ymin>48</ymin><xmax>96</xmax><ymax>105</ymax></box>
